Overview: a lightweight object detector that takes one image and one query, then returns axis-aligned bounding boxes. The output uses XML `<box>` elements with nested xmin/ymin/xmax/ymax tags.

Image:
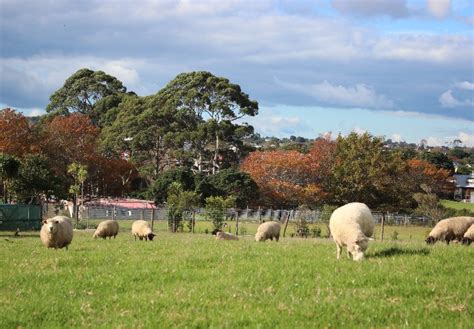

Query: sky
<box><xmin>0</xmin><ymin>0</ymin><xmax>473</xmax><ymax>146</ymax></box>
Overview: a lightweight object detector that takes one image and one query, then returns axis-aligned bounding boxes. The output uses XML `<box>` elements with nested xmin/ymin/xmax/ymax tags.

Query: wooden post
<box><xmin>112</xmin><ymin>205</ymin><xmax>116</xmax><ymax>221</ymax></box>
<box><xmin>140</xmin><ymin>209</ymin><xmax>144</xmax><ymax>221</ymax></box>
<box><xmin>236</xmin><ymin>210</ymin><xmax>239</xmax><ymax>236</ymax></box>
<box><xmin>283</xmin><ymin>211</ymin><xmax>291</xmax><ymax>237</ymax></box>
<box><xmin>151</xmin><ymin>208</ymin><xmax>155</xmax><ymax>231</ymax></box>
<box><xmin>258</xmin><ymin>206</ymin><xmax>262</xmax><ymax>223</ymax></box>
<box><xmin>192</xmin><ymin>211</ymin><xmax>196</xmax><ymax>233</ymax></box>
<box><xmin>381</xmin><ymin>213</ymin><xmax>385</xmax><ymax>242</ymax></box>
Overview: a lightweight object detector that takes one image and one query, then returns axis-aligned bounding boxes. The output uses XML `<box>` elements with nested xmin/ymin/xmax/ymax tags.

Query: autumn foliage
<box><xmin>0</xmin><ymin>108</ymin><xmax>37</xmax><ymax>157</ymax></box>
<box><xmin>241</xmin><ymin>137</ymin><xmax>336</xmax><ymax>207</ymax></box>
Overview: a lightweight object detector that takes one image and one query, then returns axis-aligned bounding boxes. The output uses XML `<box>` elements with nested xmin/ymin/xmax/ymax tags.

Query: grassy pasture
<box><xmin>0</xmin><ymin>224</ymin><xmax>472</xmax><ymax>328</ymax></box>
<box><xmin>440</xmin><ymin>199</ymin><xmax>474</xmax><ymax>212</ymax></box>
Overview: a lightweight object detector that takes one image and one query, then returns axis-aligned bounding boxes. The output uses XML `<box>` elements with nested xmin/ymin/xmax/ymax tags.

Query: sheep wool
<box><xmin>40</xmin><ymin>215</ymin><xmax>74</xmax><ymax>250</ymax></box>
<box><xmin>93</xmin><ymin>220</ymin><xmax>119</xmax><ymax>239</ymax></box>
<box><xmin>462</xmin><ymin>224</ymin><xmax>474</xmax><ymax>246</ymax></box>
<box><xmin>426</xmin><ymin>216</ymin><xmax>474</xmax><ymax>245</ymax></box>
<box><xmin>329</xmin><ymin>202</ymin><xmax>375</xmax><ymax>261</ymax></box>
<box><xmin>216</xmin><ymin>231</ymin><xmax>239</xmax><ymax>241</ymax></box>
<box><xmin>131</xmin><ymin>220</ymin><xmax>156</xmax><ymax>241</ymax></box>
<box><xmin>255</xmin><ymin>221</ymin><xmax>281</xmax><ymax>242</ymax></box>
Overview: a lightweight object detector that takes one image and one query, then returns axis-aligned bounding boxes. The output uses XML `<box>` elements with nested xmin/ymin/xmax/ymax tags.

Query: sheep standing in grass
<box><xmin>425</xmin><ymin>216</ymin><xmax>474</xmax><ymax>245</ymax></box>
<box><xmin>329</xmin><ymin>202</ymin><xmax>375</xmax><ymax>261</ymax></box>
<box><xmin>40</xmin><ymin>216</ymin><xmax>73</xmax><ymax>250</ymax></box>
<box><xmin>462</xmin><ymin>224</ymin><xmax>474</xmax><ymax>246</ymax></box>
<box><xmin>255</xmin><ymin>221</ymin><xmax>281</xmax><ymax>242</ymax></box>
<box><xmin>131</xmin><ymin>220</ymin><xmax>156</xmax><ymax>241</ymax></box>
<box><xmin>93</xmin><ymin>220</ymin><xmax>119</xmax><ymax>239</ymax></box>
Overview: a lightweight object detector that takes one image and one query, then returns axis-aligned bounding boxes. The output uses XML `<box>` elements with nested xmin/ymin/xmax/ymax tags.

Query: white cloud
<box><xmin>352</xmin><ymin>126</ymin><xmax>367</xmax><ymax>135</ymax></box>
<box><xmin>455</xmin><ymin>81</ymin><xmax>474</xmax><ymax>91</ymax></box>
<box><xmin>427</xmin><ymin>0</ymin><xmax>451</xmax><ymax>19</ymax></box>
<box><xmin>276</xmin><ymin>79</ymin><xmax>394</xmax><ymax>110</ymax></box>
<box><xmin>332</xmin><ymin>0</ymin><xmax>409</xmax><ymax>18</ymax></box>
<box><xmin>373</xmin><ymin>35</ymin><xmax>470</xmax><ymax>63</ymax></box>
<box><xmin>391</xmin><ymin>134</ymin><xmax>403</xmax><ymax>142</ymax></box>
<box><xmin>439</xmin><ymin>82</ymin><xmax>474</xmax><ymax>108</ymax></box>
<box><xmin>456</xmin><ymin>132</ymin><xmax>474</xmax><ymax>147</ymax></box>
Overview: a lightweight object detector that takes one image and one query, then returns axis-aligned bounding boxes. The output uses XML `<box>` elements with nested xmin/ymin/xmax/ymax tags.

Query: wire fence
<box><xmin>53</xmin><ymin>205</ymin><xmax>432</xmax><ymax>226</ymax></box>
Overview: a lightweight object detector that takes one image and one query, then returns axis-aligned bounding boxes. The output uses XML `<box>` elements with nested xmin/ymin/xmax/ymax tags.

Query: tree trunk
<box><xmin>212</xmin><ymin>133</ymin><xmax>220</xmax><ymax>175</ymax></box>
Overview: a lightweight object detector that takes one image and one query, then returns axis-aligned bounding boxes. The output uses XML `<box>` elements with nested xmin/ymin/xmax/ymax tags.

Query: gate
<box><xmin>0</xmin><ymin>204</ymin><xmax>42</xmax><ymax>230</ymax></box>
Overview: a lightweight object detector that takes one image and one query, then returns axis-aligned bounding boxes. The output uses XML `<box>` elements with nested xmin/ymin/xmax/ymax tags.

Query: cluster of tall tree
<box><xmin>0</xmin><ymin>69</ymin><xmax>259</xmax><ymax>206</ymax></box>
<box><xmin>241</xmin><ymin>133</ymin><xmax>453</xmax><ymax>212</ymax></box>
<box><xmin>0</xmin><ymin>68</ymin><xmax>463</xmax><ymax>214</ymax></box>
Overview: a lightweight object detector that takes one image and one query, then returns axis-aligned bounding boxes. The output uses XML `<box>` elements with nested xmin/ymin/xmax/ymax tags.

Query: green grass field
<box><xmin>441</xmin><ymin>199</ymin><xmax>474</xmax><ymax>212</ymax></box>
<box><xmin>0</xmin><ymin>222</ymin><xmax>472</xmax><ymax>328</ymax></box>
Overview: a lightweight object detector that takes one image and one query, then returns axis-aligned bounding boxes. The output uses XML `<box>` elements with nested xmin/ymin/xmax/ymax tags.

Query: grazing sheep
<box><xmin>462</xmin><ymin>224</ymin><xmax>474</xmax><ymax>246</ymax></box>
<box><xmin>131</xmin><ymin>220</ymin><xmax>156</xmax><ymax>241</ymax></box>
<box><xmin>213</xmin><ymin>230</ymin><xmax>239</xmax><ymax>240</ymax></box>
<box><xmin>93</xmin><ymin>220</ymin><xmax>119</xmax><ymax>239</ymax></box>
<box><xmin>329</xmin><ymin>202</ymin><xmax>375</xmax><ymax>261</ymax></box>
<box><xmin>425</xmin><ymin>216</ymin><xmax>474</xmax><ymax>245</ymax></box>
<box><xmin>40</xmin><ymin>215</ymin><xmax>74</xmax><ymax>250</ymax></box>
<box><xmin>255</xmin><ymin>221</ymin><xmax>281</xmax><ymax>242</ymax></box>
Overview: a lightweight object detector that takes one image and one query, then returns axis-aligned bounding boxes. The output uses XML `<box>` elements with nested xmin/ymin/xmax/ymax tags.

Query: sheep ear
<box><xmin>356</xmin><ymin>237</ymin><xmax>369</xmax><ymax>243</ymax></box>
<box><xmin>43</xmin><ymin>220</ymin><xmax>47</xmax><ymax>224</ymax></box>
<box><xmin>367</xmin><ymin>237</ymin><xmax>374</xmax><ymax>241</ymax></box>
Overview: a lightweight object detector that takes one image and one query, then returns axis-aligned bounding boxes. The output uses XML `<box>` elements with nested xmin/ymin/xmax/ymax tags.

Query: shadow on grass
<box><xmin>0</xmin><ymin>233</ymin><xmax>39</xmax><ymax>239</ymax></box>
<box><xmin>369</xmin><ymin>247</ymin><xmax>430</xmax><ymax>258</ymax></box>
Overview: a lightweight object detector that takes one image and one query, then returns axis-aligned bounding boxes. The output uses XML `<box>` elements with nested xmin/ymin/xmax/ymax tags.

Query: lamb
<box><xmin>329</xmin><ymin>202</ymin><xmax>375</xmax><ymax>261</ymax></box>
<box><xmin>425</xmin><ymin>216</ymin><xmax>474</xmax><ymax>245</ymax></box>
<box><xmin>131</xmin><ymin>220</ymin><xmax>156</xmax><ymax>241</ymax></box>
<box><xmin>461</xmin><ymin>224</ymin><xmax>474</xmax><ymax>246</ymax></box>
<box><xmin>40</xmin><ymin>215</ymin><xmax>74</xmax><ymax>250</ymax></box>
<box><xmin>212</xmin><ymin>229</ymin><xmax>239</xmax><ymax>240</ymax></box>
<box><xmin>93</xmin><ymin>220</ymin><xmax>119</xmax><ymax>239</ymax></box>
<box><xmin>255</xmin><ymin>221</ymin><xmax>281</xmax><ymax>242</ymax></box>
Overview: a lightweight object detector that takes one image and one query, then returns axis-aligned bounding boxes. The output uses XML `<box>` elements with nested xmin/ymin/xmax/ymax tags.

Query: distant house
<box><xmin>453</xmin><ymin>174</ymin><xmax>474</xmax><ymax>203</ymax></box>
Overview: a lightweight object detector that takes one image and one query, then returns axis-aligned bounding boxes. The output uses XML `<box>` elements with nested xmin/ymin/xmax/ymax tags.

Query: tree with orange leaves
<box><xmin>406</xmin><ymin>159</ymin><xmax>453</xmax><ymax>196</ymax></box>
<box><xmin>0</xmin><ymin>108</ymin><xmax>37</xmax><ymax>157</ymax></box>
<box><xmin>241</xmin><ymin>137</ymin><xmax>335</xmax><ymax>207</ymax></box>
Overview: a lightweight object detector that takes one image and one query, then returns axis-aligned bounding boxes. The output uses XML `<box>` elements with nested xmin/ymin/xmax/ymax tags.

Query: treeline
<box><xmin>0</xmin><ymin>68</ymin><xmax>472</xmax><ymax>219</ymax></box>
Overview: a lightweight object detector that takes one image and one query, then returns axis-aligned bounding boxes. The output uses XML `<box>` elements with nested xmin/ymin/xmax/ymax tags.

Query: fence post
<box><xmin>258</xmin><ymin>206</ymin><xmax>262</xmax><ymax>223</ymax></box>
<box><xmin>283</xmin><ymin>211</ymin><xmax>291</xmax><ymax>237</ymax></box>
<box><xmin>151</xmin><ymin>208</ymin><xmax>155</xmax><ymax>231</ymax></box>
<box><xmin>112</xmin><ymin>205</ymin><xmax>116</xmax><ymax>221</ymax></box>
<box><xmin>236</xmin><ymin>210</ymin><xmax>239</xmax><ymax>236</ymax></box>
<box><xmin>381</xmin><ymin>213</ymin><xmax>386</xmax><ymax>242</ymax></box>
<box><xmin>192</xmin><ymin>211</ymin><xmax>196</xmax><ymax>233</ymax></box>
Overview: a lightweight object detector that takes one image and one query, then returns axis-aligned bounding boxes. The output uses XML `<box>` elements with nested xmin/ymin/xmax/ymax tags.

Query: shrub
<box><xmin>311</xmin><ymin>226</ymin><xmax>322</xmax><ymax>238</ymax></box>
<box><xmin>205</xmin><ymin>196</ymin><xmax>236</xmax><ymax>230</ymax></box>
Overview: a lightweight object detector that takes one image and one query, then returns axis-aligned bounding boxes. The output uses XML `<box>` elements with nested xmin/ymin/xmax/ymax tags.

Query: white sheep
<box><xmin>93</xmin><ymin>220</ymin><xmax>119</xmax><ymax>239</ymax></box>
<box><xmin>215</xmin><ymin>230</ymin><xmax>239</xmax><ymax>240</ymax></box>
<box><xmin>425</xmin><ymin>216</ymin><xmax>474</xmax><ymax>245</ymax></box>
<box><xmin>462</xmin><ymin>224</ymin><xmax>474</xmax><ymax>246</ymax></box>
<box><xmin>255</xmin><ymin>221</ymin><xmax>281</xmax><ymax>242</ymax></box>
<box><xmin>40</xmin><ymin>215</ymin><xmax>74</xmax><ymax>250</ymax></box>
<box><xmin>329</xmin><ymin>202</ymin><xmax>375</xmax><ymax>261</ymax></box>
<box><xmin>131</xmin><ymin>220</ymin><xmax>156</xmax><ymax>241</ymax></box>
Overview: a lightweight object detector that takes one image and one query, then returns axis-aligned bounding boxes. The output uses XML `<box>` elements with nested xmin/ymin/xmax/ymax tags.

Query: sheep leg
<box><xmin>336</xmin><ymin>244</ymin><xmax>341</xmax><ymax>259</ymax></box>
<box><xmin>346</xmin><ymin>250</ymin><xmax>351</xmax><ymax>259</ymax></box>
<box><xmin>276</xmin><ymin>234</ymin><xmax>280</xmax><ymax>242</ymax></box>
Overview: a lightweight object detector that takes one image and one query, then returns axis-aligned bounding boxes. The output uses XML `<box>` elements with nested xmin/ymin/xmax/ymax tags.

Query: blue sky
<box><xmin>0</xmin><ymin>0</ymin><xmax>473</xmax><ymax>146</ymax></box>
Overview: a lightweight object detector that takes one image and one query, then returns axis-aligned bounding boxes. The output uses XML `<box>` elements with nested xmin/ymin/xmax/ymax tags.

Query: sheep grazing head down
<box><xmin>425</xmin><ymin>236</ymin><xmax>436</xmax><ymax>245</ymax></box>
<box><xmin>147</xmin><ymin>232</ymin><xmax>156</xmax><ymax>241</ymax></box>
<box><xmin>347</xmin><ymin>237</ymin><xmax>371</xmax><ymax>261</ymax></box>
<box><xmin>43</xmin><ymin>220</ymin><xmax>59</xmax><ymax>234</ymax></box>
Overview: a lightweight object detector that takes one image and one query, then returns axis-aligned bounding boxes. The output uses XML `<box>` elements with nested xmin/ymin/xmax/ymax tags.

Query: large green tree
<box><xmin>46</xmin><ymin>68</ymin><xmax>128</xmax><ymax>125</ymax></box>
<box><xmin>100</xmin><ymin>93</ymin><xmax>197</xmax><ymax>183</ymax></box>
<box><xmin>11</xmin><ymin>154</ymin><xmax>63</xmax><ymax>204</ymax></box>
<box><xmin>159</xmin><ymin>71</ymin><xmax>258</xmax><ymax>174</ymax></box>
<box><xmin>0</xmin><ymin>153</ymin><xmax>20</xmax><ymax>203</ymax></box>
<box><xmin>331</xmin><ymin>132</ymin><xmax>409</xmax><ymax>210</ymax></box>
